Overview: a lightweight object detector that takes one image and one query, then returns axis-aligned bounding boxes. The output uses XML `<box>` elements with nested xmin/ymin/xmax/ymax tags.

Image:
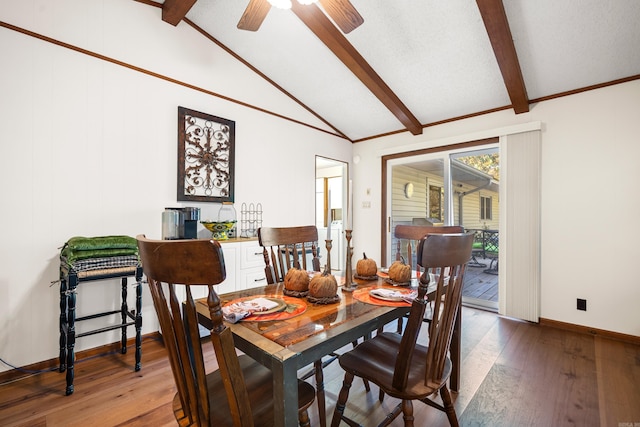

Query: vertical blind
<box><xmin>499</xmin><ymin>130</ymin><xmax>541</xmax><ymax>322</ymax></box>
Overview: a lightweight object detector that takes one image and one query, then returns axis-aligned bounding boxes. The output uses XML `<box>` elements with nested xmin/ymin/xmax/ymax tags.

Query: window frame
<box><xmin>480</xmin><ymin>195</ymin><xmax>493</xmax><ymax>220</ymax></box>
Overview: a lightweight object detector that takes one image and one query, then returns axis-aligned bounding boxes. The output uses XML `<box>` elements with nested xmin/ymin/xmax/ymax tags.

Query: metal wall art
<box><xmin>177</xmin><ymin>106</ymin><xmax>235</xmax><ymax>202</ymax></box>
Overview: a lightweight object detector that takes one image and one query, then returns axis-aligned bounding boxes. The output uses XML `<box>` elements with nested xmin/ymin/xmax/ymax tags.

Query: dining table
<box><xmin>192</xmin><ymin>272</ymin><xmax>461</xmax><ymax>427</ymax></box>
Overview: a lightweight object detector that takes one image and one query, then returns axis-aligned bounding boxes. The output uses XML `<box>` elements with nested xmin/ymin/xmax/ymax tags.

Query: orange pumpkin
<box><xmin>309</xmin><ymin>266</ymin><xmax>338</xmax><ymax>298</ymax></box>
<box><xmin>284</xmin><ymin>267</ymin><xmax>309</xmax><ymax>291</ymax></box>
<box><xmin>388</xmin><ymin>257</ymin><xmax>411</xmax><ymax>283</ymax></box>
<box><xmin>356</xmin><ymin>252</ymin><xmax>377</xmax><ymax>277</ymax></box>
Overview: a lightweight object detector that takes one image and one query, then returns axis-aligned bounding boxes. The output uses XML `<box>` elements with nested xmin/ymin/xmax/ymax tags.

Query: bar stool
<box><xmin>58</xmin><ymin>264</ymin><xmax>143</xmax><ymax>395</ymax></box>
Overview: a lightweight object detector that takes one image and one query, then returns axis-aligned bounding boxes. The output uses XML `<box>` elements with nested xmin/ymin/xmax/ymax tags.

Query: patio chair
<box><xmin>482</xmin><ymin>230</ymin><xmax>499</xmax><ymax>275</ymax></box>
<box><xmin>465</xmin><ymin>228</ymin><xmax>499</xmax><ymax>273</ymax></box>
<box><xmin>466</xmin><ymin>228</ymin><xmax>488</xmax><ymax>267</ymax></box>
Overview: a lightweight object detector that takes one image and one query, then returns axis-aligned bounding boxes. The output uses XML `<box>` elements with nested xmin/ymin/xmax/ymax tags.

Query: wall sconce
<box><xmin>404</xmin><ymin>182</ymin><xmax>414</xmax><ymax>198</ymax></box>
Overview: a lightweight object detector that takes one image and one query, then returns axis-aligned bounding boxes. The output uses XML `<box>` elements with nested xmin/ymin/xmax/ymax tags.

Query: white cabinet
<box><xmin>218</xmin><ymin>244</ymin><xmax>238</xmax><ymax>294</ymax></box>
<box><xmin>217</xmin><ymin>238</ymin><xmax>266</xmax><ymax>292</ymax></box>
<box><xmin>240</xmin><ymin>268</ymin><xmax>268</xmax><ymax>290</ymax></box>
<box><xmin>239</xmin><ymin>241</ymin><xmax>267</xmax><ymax>289</ymax></box>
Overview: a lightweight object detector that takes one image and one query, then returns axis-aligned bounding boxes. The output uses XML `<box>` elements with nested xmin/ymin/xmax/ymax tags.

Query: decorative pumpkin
<box><xmin>284</xmin><ymin>267</ymin><xmax>310</xmax><ymax>292</ymax></box>
<box><xmin>309</xmin><ymin>265</ymin><xmax>338</xmax><ymax>298</ymax></box>
<box><xmin>388</xmin><ymin>257</ymin><xmax>411</xmax><ymax>283</ymax></box>
<box><xmin>356</xmin><ymin>252</ymin><xmax>378</xmax><ymax>277</ymax></box>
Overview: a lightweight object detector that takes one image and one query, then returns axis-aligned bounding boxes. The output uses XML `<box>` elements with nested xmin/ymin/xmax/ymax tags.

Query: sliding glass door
<box><xmin>387</xmin><ymin>145</ymin><xmax>499</xmax><ymax>310</ymax></box>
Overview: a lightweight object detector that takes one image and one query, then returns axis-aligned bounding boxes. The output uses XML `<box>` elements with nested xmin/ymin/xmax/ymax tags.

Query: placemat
<box><xmin>352</xmin><ymin>287</ymin><xmax>412</xmax><ymax>307</ymax></box>
<box><xmin>224</xmin><ymin>295</ymin><xmax>307</xmax><ymax>322</ymax></box>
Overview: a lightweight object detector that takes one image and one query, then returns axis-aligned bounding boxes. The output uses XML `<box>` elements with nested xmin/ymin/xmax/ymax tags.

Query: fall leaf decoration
<box><xmin>388</xmin><ymin>256</ymin><xmax>411</xmax><ymax>283</ymax></box>
<box><xmin>356</xmin><ymin>252</ymin><xmax>378</xmax><ymax>277</ymax></box>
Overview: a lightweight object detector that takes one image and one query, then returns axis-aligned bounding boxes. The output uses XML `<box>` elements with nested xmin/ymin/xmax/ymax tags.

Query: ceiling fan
<box><xmin>238</xmin><ymin>0</ymin><xmax>364</xmax><ymax>34</ymax></box>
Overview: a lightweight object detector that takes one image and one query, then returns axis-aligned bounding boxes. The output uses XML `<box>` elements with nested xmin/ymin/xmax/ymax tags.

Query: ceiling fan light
<box><xmin>268</xmin><ymin>0</ymin><xmax>292</xmax><ymax>9</ymax></box>
<box><xmin>297</xmin><ymin>0</ymin><xmax>317</xmax><ymax>4</ymax></box>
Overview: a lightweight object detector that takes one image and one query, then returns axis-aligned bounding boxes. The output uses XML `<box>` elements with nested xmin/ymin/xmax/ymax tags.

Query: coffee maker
<box><xmin>162</xmin><ymin>207</ymin><xmax>200</xmax><ymax>239</ymax></box>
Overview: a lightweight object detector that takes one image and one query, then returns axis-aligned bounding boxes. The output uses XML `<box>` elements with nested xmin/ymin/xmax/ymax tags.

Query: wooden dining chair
<box><xmin>136</xmin><ymin>235</ymin><xmax>315</xmax><ymax>427</ymax></box>
<box><xmin>395</xmin><ymin>224</ymin><xmax>464</xmax><ymax>273</ymax></box>
<box><xmin>330</xmin><ymin>233</ymin><xmax>474</xmax><ymax>427</ymax></box>
<box><xmin>380</xmin><ymin>224</ymin><xmax>466</xmax><ymax>401</ymax></box>
<box><xmin>392</xmin><ymin>225</ymin><xmax>464</xmax><ymax>332</ymax></box>
<box><xmin>258</xmin><ymin>225</ymin><xmax>366</xmax><ymax>427</ymax></box>
<box><xmin>258</xmin><ymin>225</ymin><xmax>321</xmax><ymax>282</ymax></box>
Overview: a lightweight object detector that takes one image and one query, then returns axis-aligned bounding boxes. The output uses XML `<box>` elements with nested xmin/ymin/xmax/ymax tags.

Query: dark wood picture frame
<box><xmin>177</xmin><ymin>106</ymin><xmax>235</xmax><ymax>202</ymax></box>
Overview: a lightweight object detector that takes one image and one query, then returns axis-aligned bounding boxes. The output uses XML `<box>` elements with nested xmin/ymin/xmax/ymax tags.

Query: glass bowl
<box><xmin>201</xmin><ymin>221</ymin><xmax>236</xmax><ymax>240</ymax></box>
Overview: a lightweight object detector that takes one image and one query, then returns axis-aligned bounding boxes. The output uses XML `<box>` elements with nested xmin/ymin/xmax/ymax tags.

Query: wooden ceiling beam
<box><xmin>162</xmin><ymin>0</ymin><xmax>198</xmax><ymax>26</ymax></box>
<box><xmin>476</xmin><ymin>0</ymin><xmax>529</xmax><ymax>114</ymax></box>
<box><xmin>291</xmin><ymin>2</ymin><xmax>423</xmax><ymax>136</ymax></box>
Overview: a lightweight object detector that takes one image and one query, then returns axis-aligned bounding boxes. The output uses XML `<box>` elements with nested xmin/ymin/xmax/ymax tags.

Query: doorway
<box><xmin>315</xmin><ymin>156</ymin><xmax>348</xmax><ymax>271</ymax></box>
<box><xmin>385</xmin><ymin>143</ymin><xmax>499</xmax><ymax>311</ymax></box>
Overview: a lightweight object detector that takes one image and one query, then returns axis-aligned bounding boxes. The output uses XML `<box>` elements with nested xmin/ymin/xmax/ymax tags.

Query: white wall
<box><xmin>0</xmin><ymin>0</ymin><xmax>351</xmax><ymax>370</ymax></box>
<box><xmin>352</xmin><ymin>80</ymin><xmax>640</xmax><ymax>337</ymax></box>
<box><xmin>1</xmin><ymin>0</ymin><xmax>638</xmax><ymax>373</ymax></box>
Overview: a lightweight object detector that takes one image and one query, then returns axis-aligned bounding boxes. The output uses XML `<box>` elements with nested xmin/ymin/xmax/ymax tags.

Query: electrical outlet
<box><xmin>577</xmin><ymin>298</ymin><xmax>587</xmax><ymax>311</ymax></box>
<box><xmin>362</xmin><ymin>201</ymin><xmax>371</xmax><ymax>208</ymax></box>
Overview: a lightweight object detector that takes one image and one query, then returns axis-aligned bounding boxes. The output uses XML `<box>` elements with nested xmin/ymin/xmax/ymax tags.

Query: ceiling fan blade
<box><xmin>238</xmin><ymin>0</ymin><xmax>272</xmax><ymax>31</ymax></box>
<box><xmin>318</xmin><ymin>0</ymin><xmax>363</xmax><ymax>34</ymax></box>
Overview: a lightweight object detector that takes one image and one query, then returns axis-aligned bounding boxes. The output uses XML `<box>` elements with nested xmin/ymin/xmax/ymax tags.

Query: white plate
<box><xmin>369</xmin><ymin>289</ymin><xmax>407</xmax><ymax>302</ymax></box>
<box><xmin>250</xmin><ymin>298</ymin><xmax>287</xmax><ymax>315</ymax></box>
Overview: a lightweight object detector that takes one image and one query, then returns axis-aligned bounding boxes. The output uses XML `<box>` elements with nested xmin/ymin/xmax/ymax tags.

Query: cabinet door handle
<box><xmin>254</xmin><ymin>277</ymin><xmax>266</xmax><ymax>282</ymax></box>
<box><xmin>254</xmin><ymin>252</ymin><xmax>262</xmax><ymax>256</ymax></box>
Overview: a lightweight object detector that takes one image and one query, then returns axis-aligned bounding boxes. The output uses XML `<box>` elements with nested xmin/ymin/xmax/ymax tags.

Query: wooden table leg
<box><xmin>273</xmin><ymin>358</ymin><xmax>300</xmax><ymax>427</ymax></box>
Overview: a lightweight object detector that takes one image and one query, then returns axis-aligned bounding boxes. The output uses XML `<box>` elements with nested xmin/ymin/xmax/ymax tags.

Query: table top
<box><xmin>194</xmin><ymin>275</ymin><xmax>412</xmax><ymax>367</ymax></box>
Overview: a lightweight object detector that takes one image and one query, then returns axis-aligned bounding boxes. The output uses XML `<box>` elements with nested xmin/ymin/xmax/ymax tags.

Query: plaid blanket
<box><xmin>61</xmin><ymin>254</ymin><xmax>140</xmax><ymax>272</ymax></box>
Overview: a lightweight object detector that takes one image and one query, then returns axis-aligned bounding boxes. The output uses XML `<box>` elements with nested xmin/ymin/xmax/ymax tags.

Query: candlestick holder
<box><xmin>324</xmin><ymin>239</ymin><xmax>332</xmax><ymax>271</ymax></box>
<box><xmin>342</xmin><ymin>229</ymin><xmax>357</xmax><ymax>292</ymax></box>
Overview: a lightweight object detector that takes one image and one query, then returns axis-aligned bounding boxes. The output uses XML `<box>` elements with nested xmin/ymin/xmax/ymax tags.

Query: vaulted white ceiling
<box><xmin>149</xmin><ymin>0</ymin><xmax>640</xmax><ymax>142</ymax></box>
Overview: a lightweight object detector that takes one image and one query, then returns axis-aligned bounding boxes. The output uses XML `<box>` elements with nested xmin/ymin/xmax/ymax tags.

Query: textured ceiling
<box><xmin>153</xmin><ymin>0</ymin><xmax>640</xmax><ymax>142</ymax></box>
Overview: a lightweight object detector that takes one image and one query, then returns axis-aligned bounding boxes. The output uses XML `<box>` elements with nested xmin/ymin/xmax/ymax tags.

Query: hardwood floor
<box><xmin>1</xmin><ymin>307</ymin><xmax>639</xmax><ymax>427</ymax></box>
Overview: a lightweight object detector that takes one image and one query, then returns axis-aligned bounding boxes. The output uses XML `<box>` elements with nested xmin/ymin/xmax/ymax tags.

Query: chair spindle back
<box><xmin>137</xmin><ymin>235</ymin><xmax>255</xmax><ymax>427</ymax></box>
<box><xmin>257</xmin><ymin>226</ymin><xmax>321</xmax><ymax>283</ymax></box>
<box><xmin>392</xmin><ymin>233</ymin><xmax>474</xmax><ymax>391</ymax></box>
<box><xmin>394</xmin><ymin>225</ymin><xmax>464</xmax><ymax>273</ymax></box>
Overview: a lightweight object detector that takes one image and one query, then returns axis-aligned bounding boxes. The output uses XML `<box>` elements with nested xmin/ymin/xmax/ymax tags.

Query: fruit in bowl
<box><xmin>201</xmin><ymin>221</ymin><xmax>236</xmax><ymax>240</ymax></box>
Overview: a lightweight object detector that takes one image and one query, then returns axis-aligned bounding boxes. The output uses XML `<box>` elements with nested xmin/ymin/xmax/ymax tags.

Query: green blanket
<box><xmin>60</xmin><ymin>235</ymin><xmax>138</xmax><ymax>264</ymax></box>
<box><xmin>65</xmin><ymin>235</ymin><xmax>138</xmax><ymax>251</ymax></box>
